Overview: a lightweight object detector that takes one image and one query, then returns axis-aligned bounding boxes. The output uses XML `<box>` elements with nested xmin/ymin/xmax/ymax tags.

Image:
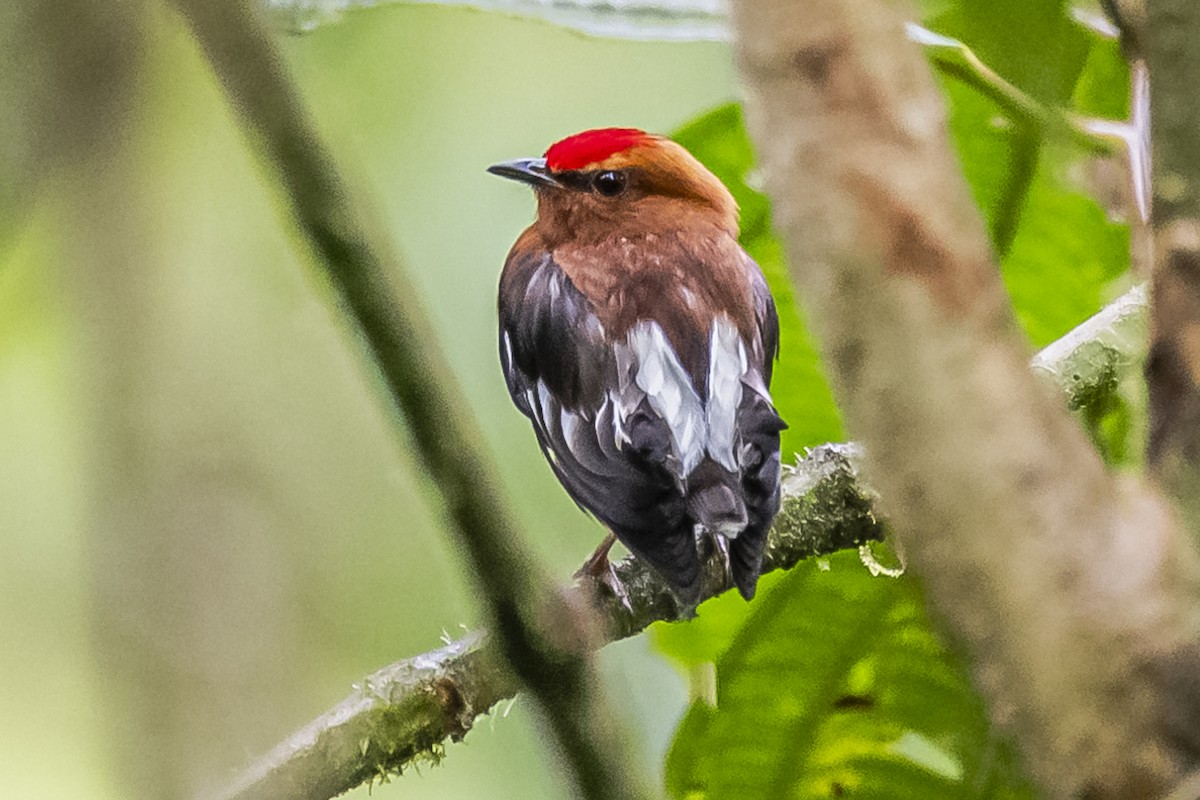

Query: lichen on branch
<box><xmin>208</xmin><ymin>283</ymin><xmax>1149</xmax><ymax>800</ymax></box>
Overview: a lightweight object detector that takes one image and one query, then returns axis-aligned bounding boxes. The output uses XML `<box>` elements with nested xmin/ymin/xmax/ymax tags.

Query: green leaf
<box><xmin>928</xmin><ymin>1</ymin><xmax>1090</xmax><ymax>105</ymax></box>
<box><xmin>662</xmin><ymin>103</ymin><xmax>849</xmax><ymax>672</ymax></box>
<box><xmin>672</xmin><ymin>104</ymin><xmax>845</xmax><ymax>457</ymax></box>
<box><xmin>660</xmin><ymin>21</ymin><xmax>1133</xmax><ymax>788</ymax></box>
<box><xmin>664</xmin><ymin>552</ymin><xmax>1036</xmax><ymax>800</ymax></box>
<box><xmin>939</xmin><ymin>74</ymin><xmax>1129</xmax><ymax>346</ymax></box>
<box><xmin>1072</xmin><ymin>34</ymin><xmax>1130</xmax><ymax>119</ymax></box>
<box><xmin>999</xmin><ymin>145</ymin><xmax>1129</xmax><ymax>347</ymax></box>
<box><xmin>650</xmin><ymin>567</ymin><xmax>790</xmax><ymax>668</ymax></box>
<box><xmin>936</xmin><ymin>50</ymin><xmax>1129</xmax><ymax>346</ymax></box>
<box><xmin>658</xmin><ymin>16</ymin><xmax>1132</xmax><ymax>673</ymax></box>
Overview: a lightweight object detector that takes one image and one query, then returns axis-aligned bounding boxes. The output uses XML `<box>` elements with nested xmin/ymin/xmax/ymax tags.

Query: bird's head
<box><xmin>488</xmin><ymin>128</ymin><xmax>738</xmax><ymax>244</ymax></box>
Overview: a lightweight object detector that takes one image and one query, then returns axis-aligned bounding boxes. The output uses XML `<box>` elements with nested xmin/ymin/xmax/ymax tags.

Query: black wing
<box><xmin>498</xmin><ymin>251</ymin><xmax>703</xmax><ymax>601</ymax></box>
<box><xmin>728</xmin><ymin>256</ymin><xmax>786</xmax><ymax>599</ymax></box>
<box><xmin>747</xmin><ymin>256</ymin><xmax>781</xmax><ymax>385</ymax></box>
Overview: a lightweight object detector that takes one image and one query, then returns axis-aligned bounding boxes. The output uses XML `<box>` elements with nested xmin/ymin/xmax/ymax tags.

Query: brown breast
<box><xmin>551</xmin><ymin>222</ymin><xmax>759</xmax><ymax>382</ymax></box>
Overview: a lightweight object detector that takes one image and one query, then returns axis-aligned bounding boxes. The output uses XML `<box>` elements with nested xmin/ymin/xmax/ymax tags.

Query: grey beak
<box><xmin>487</xmin><ymin>157</ymin><xmax>561</xmax><ymax>189</ymax></box>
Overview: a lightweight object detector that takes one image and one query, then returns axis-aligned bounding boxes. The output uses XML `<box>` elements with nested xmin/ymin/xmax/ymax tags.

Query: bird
<box><xmin>488</xmin><ymin>127</ymin><xmax>785</xmax><ymax>605</ymax></box>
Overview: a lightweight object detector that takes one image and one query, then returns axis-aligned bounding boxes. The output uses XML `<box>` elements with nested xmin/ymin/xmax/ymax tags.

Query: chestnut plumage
<box><xmin>490</xmin><ymin>128</ymin><xmax>786</xmax><ymax>603</ymax></box>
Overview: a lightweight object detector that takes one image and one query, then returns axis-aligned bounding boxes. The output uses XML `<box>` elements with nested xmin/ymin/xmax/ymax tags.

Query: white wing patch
<box><xmin>502</xmin><ymin>330</ymin><xmax>515</xmax><ymax>370</ymax></box>
<box><xmin>610</xmin><ymin>317</ymin><xmax>756</xmax><ymax>480</ymax></box>
<box><xmin>529</xmin><ymin>379</ymin><xmax>597</xmax><ymax>470</ymax></box>
<box><xmin>614</xmin><ymin>321</ymin><xmax>707</xmax><ymax>478</ymax></box>
<box><xmin>706</xmin><ymin>318</ymin><xmax>748</xmax><ymax>471</ymax></box>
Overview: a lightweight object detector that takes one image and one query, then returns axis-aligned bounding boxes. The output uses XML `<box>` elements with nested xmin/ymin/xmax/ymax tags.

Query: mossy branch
<box><xmin>208</xmin><ymin>285</ymin><xmax>1146</xmax><ymax>800</ymax></box>
<box><xmin>210</xmin><ymin>442</ymin><xmax>882</xmax><ymax>800</ymax></box>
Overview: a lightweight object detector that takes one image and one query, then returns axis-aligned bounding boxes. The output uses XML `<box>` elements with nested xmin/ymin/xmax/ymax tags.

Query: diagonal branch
<box><xmin>169</xmin><ymin>1</ymin><xmax>646</xmax><ymax>798</ymax></box>
<box><xmin>209</xmin><ymin>284</ymin><xmax>1148</xmax><ymax>800</ymax></box>
<box><xmin>731</xmin><ymin>0</ymin><xmax>1200</xmax><ymax>798</ymax></box>
<box><xmin>209</xmin><ymin>442</ymin><xmax>880</xmax><ymax>800</ymax></box>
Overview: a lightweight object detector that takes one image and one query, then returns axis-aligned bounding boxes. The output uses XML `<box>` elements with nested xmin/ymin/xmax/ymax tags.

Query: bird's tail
<box><xmin>686</xmin><ymin>468</ymin><xmax>748</xmax><ymax>539</ymax></box>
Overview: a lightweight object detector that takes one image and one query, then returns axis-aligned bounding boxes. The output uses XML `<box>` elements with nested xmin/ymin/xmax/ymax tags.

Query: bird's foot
<box><xmin>712</xmin><ymin>534</ymin><xmax>735</xmax><ymax>591</ymax></box>
<box><xmin>594</xmin><ymin>558</ymin><xmax>634</xmax><ymax>615</ymax></box>
<box><xmin>574</xmin><ymin>532</ymin><xmax>616</xmax><ymax>579</ymax></box>
<box><xmin>698</xmin><ymin>524</ymin><xmax>735</xmax><ymax>591</ymax></box>
<box><xmin>574</xmin><ymin>533</ymin><xmax>633</xmax><ymax>614</ymax></box>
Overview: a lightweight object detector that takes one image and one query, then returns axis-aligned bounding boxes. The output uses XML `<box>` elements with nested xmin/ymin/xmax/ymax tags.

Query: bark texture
<box><xmin>731</xmin><ymin>1</ymin><xmax>1200</xmax><ymax>797</ymax></box>
<box><xmin>1146</xmin><ymin>0</ymin><xmax>1200</xmax><ymax>527</ymax></box>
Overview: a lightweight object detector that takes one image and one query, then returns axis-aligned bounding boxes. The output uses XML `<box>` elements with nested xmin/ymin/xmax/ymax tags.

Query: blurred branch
<box><xmin>1101</xmin><ymin>0</ymin><xmax>1146</xmax><ymax>59</ymax></box>
<box><xmin>1032</xmin><ymin>283</ymin><xmax>1147</xmax><ymax>410</ymax></box>
<box><xmin>265</xmin><ymin>0</ymin><xmax>728</xmax><ymax>40</ymax></box>
<box><xmin>169</xmin><ymin>1</ymin><xmax>647</xmax><ymax>799</ymax></box>
<box><xmin>210</xmin><ymin>444</ymin><xmax>882</xmax><ymax>800</ymax></box>
<box><xmin>732</xmin><ymin>0</ymin><xmax>1200</xmax><ymax>797</ymax></box>
<box><xmin>1145</xmin><ymin>0</ymin><xmax>1200</xmax><ymax>528</ymax></box>
<box><xmin>209</xmin><ymin>285</ymin><xmax>1146</xmax><ymax>800</ymax></box>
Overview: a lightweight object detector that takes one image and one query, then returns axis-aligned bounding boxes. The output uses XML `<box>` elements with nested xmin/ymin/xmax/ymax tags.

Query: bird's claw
<box><xmin>574</xmin><ymin>555</ymin><xmax>633</xmax><ymax>615</ymax></box>
<box><xmin>700</xmin><ymin>525</ymin><xmax>735</xmax><ymax>591</ymax></box>
<box><xmin>573</xmin><ymin>533</ymin><xmax>634</xmax><ymax>615</ymax></box>
<box><xmin>714</xmin><ymin>535</ymin><xmax>735</xmax><ymax>590</ymax></box>
<box><xmin>596</xmin><ymin>558</ymin><xmax>634</xmax><ymax>615</ymax></box>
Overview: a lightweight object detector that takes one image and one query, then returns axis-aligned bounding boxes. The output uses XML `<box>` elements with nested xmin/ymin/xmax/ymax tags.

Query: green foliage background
<box><xmin>0</xmin><ymin>1</ymin><xmax>1134</xmax><ymax>798</ymax></box>
<box><xmin>655</xmin><ymin>2</ymin><xmax>1134</xmax><ymax>797</ymax></box>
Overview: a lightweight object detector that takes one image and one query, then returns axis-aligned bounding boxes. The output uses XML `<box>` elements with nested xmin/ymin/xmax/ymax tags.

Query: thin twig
<box><xmin>209</xmin><ymin>285</ymin><xmax>1148</xmax><ymax>800</ymax></box>
<box><xmin>169</xmin><ymin>1</ymin><xmax>647</xmax><ymax>798</ymax></box>
<box><xmin>908</xmin><ymin>23</ymin><xmax>1123</xmax><ymax>258</ymax></box>
<box><xmin>909</xmin><ymin>23</ymin><xmax>1122</xmax><ymax>157</ymax></box>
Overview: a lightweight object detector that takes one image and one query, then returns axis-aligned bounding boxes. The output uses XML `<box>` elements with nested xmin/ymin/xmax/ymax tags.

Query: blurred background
<box><xmin>0</xmin><ymin>0</ymin><xmax>1140</xmax><ymax>797</ymax></box>
<box><xmin>0</xmin><ymin>4</ymin><xmax>738</xmax><ymax>798</ymax></box>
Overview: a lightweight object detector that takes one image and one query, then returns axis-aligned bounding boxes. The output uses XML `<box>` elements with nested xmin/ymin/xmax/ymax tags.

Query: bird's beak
<box><xmin>487</xmin><ymin>158</ymin><xmax>561</xmax><ymax>189</ymax></box>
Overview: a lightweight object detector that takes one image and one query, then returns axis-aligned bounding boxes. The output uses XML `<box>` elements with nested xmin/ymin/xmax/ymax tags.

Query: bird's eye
<box><xmin>592</xmin><ymin>171</ymin><xmax>627</xmax><ymax>197</ymax></box>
